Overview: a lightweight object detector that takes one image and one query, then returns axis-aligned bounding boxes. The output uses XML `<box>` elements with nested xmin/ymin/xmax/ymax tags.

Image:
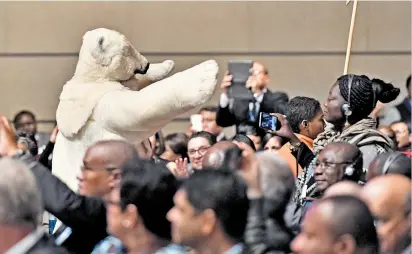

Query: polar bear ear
<box><xmin>86</xmin><ymin>30</ymin><xmax>124</xmax><ymax>67</ymax></box>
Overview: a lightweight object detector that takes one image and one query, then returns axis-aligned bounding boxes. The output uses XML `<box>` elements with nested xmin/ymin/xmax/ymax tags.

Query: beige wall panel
<box><xmin>0</xmin><ymin>57</ymin><xmax>76</xmax><ymax>120</ymax></box>
<box><xmin>3</xmin><ymin>1</ymin><xmax>409</xmax><ymax>53</ymax></box>
<box><xmin>0</xmin><ymin>5</ymin><xmax>6</xmax><ymax>52</ymax></box>
<box><xmin>2</xmin><ymin>1</ymin><xmax>250</xmax><ymax>53</ymax></box>
<box><xmin>363</xmin><ymin>1</ymin><xmax>411</xmax><ymax>51</ymax></box>
<box><xmin>249</xmin><ymin>1</ymin><xmax>410</xmax><ymax>51</ymax></box>
<box><xmin>3</xmin><ymin>1</ymin><xmax>136</xmax><ymax>53</ymax></box>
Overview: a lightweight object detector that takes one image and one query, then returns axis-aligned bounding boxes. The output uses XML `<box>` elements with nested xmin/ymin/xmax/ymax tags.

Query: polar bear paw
<box><xmin>190</xmin><ymin>60</ymin><xmax>219</xmax><ymax>84</ymax></box>
<box><xmin>146</xmin><ymin>60</ymin><xmax>175</xmax><ymax>82</ymax></box>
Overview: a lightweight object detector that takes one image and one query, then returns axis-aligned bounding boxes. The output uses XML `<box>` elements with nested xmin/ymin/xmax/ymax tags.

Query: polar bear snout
<box><xmin>134</xmin><ymin>62</ymin><xmax>150</xmax><ymax>75</ymax></box>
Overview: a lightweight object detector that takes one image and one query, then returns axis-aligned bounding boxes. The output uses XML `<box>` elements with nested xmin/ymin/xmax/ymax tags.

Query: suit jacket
<box><xmin>18</xmin><ymin>154</ymin><xmax>107</xmax><ymax>254</ymax></box>
<box><xmin>216</xmin><ymin>90</ymin><xmax>288</xmax><ymax>133</ymax></box>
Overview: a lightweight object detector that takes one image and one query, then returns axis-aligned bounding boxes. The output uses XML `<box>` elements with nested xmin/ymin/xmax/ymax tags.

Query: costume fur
<box><xmin>53</xmin><ymin>28</ymin><xmax>218</xmax><ymax>190</ymax></box>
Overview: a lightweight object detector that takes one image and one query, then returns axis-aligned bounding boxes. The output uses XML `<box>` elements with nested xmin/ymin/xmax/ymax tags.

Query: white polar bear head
<box><xmin>74</xmin><ymin>28</ymin><xmax>149</xmax><ymax>82</ymax></box>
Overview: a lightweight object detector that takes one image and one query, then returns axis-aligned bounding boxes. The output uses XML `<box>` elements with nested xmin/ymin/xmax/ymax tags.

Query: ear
<box><xmin>302</xmin><ymin>120</ymin><xmax>309</xmax><ymax>128</ymax></box>
<box><xmin>333</xmin><ymin>234</ymin><xmax>356</xmax><ymax>254</ymax></box>
<box><xmin>108</xmin><ymin>169</ymin><xmax>121</xmax><ymax>189</ymax></box>
<box><xmin>122</xmin><ymin>204</ymin><xmax>139</xmax><ymax>228</ymax></box>
<box><xmin>86</xmin><ymin>31</ymin><xmax>123</xmax><ymax>66</ymax></box>
<box><xmin>200</xmin><ymin>209</ymin><xmax>217</xmax><ymax>236</ymax></box>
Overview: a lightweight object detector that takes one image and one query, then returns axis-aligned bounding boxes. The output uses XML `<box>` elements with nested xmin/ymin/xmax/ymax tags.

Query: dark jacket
<box><xmin>19</xmin><ymin>154</ymin><xmax>107</xmax><ymax>254</ymax></box>
<box><xmin>245</xmin><ymin>199</ymin><xmax>293</xmax><ymax>254</ymax></box>
<box><xmin>216</xmin><ymin>90</ymin><xmax>288</xmax><ymax>133</ymax></box>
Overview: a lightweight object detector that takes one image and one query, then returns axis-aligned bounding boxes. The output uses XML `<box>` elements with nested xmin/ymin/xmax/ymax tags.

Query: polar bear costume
<box><xmin>52</xmin><ymin>28</ymin><xmax>218</xmax><ymax>191</ymax></box>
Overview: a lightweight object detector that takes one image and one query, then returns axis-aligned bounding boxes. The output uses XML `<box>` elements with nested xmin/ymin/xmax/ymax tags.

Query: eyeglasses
<box><xmin>188</xmin><ymin>146</ymin><xmax>210</xmax><ymax>156</ymax></box>
<box><xmin>249</xmin><ymin>69</ymin><xmax>264</xmax><ymax>76</ymax></box>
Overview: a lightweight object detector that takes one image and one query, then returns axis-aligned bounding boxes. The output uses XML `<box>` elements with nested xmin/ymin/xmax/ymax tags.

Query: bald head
<box><xmin>318</xmin><ymin>196</ymin><xmax>379</xmax><ymax>253</ymax></box>
<box><xmin>323</xmin><ymin>181</ymin><xmax>362</xmax><ymax>198</ymax></box>
<box><xmin>321</xmin><ymin>142</ymin><xmax>363</xmax><ymax>180</ymax></box>
<box><xmin>367</xmin><ymin>152</ymin><xmax>411</xmax><ymax>181</ymax></box>
<box><xmin>361</xmin><ymin>175</ymin><xmax>411</xmax><ymax>252</ymax></box>
<box><xmin>361</xmin><ymin>175</ymin><xmax>410</xmax><ymax>210</ymax></box>
<box><xmin>326</xmin><ymin>142</ymin><xmax>361</xmax><ymax>163</ymax></box>
<box><xmin>86</xmin><ymin>140</ymin><xmax>138</xmax><ymax>168</ymax></box>
<box><xmin>78</xmin><ymin>140</ymin><xmax>139</xmax><ymax>197</ymax></box>
<box><xmin>201</xmin><ymin>141</ymin><xmax>237</xmax><ymax>169</ymax></box>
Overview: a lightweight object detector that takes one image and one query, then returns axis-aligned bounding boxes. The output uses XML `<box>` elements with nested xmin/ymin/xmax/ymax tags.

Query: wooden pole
<box><xmin>344</xmin><ymin>0</ymin><xmax>358</xmax><ymax>75</ymax></box>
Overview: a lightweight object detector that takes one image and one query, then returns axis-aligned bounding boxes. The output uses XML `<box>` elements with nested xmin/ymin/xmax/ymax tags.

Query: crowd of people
<box><xmin>0</xmin><ymin>61</ymin><xmax>410</xmax><ymax>254</ymax></box>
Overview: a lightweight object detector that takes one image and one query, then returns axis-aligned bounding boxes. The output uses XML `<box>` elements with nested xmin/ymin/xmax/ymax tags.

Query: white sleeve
<box><xmin>219</xmin><ymin>93</ymin><xmax>230</xmax><ymax>108</ymax></box>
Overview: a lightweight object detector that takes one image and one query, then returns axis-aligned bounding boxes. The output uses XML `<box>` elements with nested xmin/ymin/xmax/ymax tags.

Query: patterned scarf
<box><xmin>313</xmin><ymin>118</ymin><xmax>393</xmax><ymax>153</ymax></box>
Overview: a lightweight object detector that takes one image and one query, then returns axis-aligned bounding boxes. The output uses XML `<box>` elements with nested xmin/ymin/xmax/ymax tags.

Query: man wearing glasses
<box><xmin>216</xmin><ymin>62</ymin><xmax>288</xmax><ymax>134</ymax></box>
<box><xmin>187</xmin><ymin>131</ymin><xmax>217</xmax><ymax>173</ymax></box>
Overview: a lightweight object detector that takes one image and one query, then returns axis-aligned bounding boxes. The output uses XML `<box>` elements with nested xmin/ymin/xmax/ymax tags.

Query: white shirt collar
<box><xmin>254</xmin><ymin>88</ymin><xmax>267</xmax><ymax>103</ymax></box>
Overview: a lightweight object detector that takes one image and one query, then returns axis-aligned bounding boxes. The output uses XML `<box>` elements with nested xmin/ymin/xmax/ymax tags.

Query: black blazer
<box><xmin>216</xmin><ymin>90</ymin><xmax>288</xmax><ymax>133</ymax></box>
<box><xmin>19</xmin><ymin>155</ymin><xmax>107</xmax><ymax>254</ymax></box>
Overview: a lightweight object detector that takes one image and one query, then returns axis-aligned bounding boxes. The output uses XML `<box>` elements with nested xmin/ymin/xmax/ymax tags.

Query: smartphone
<box><xmin>227</xmin><ymin>60</ymin><xmax>254</xmax><ymax>100</ymax></box>
<box><xmin>259</xmin><ymin>112</ymin><xmax>280</xmax><ymax>131</ymax></box>
<box><xmin>190</xmin><ymin>114</ymin><xmax>203</xmax><ymax>132</ymax></box>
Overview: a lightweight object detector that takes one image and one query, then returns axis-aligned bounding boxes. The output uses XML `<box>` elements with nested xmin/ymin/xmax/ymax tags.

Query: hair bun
<box><xmin>372</xmin><ymin>78</ymin><xmax>400</xmax><ymax>103</ymax></box>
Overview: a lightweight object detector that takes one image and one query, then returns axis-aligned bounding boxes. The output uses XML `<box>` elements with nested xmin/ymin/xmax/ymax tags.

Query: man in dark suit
<box><xmin>216</xmin><ymin>62</ymin><xmax>288</xmax><ymax>135</ymax></box>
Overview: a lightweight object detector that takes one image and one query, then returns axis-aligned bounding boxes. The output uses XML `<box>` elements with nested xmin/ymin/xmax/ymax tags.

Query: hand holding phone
<box><xmin>259</xmin><ymin>112</ymin><xmax>280</xmax><ymax>131</ymax></box>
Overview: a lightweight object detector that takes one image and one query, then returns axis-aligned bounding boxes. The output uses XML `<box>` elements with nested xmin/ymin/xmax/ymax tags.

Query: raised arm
<box><xmin>95</xmin><ymin>60</ymin><xmax>219</xmax><ymax>132</ymax></box>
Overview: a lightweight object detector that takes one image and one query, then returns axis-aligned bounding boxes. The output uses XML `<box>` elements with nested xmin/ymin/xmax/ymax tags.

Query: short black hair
<box><xmin>120</xmin><ymin>158</ymin><xmax>179</xmax><ymax>240</ymax></box>
<box><xmin>182</xmin><ymin>169</ymin><xmax>249</xmax><ymax>243</ymax></box>
<box><xmin>286</xmin><ymin>96</ymin><xmax>322</xmax><ymax>133</ymax></box>
<box><xmin>231</xmin><ymin>133</ymin><xmax>256</xmax><ymax>151</ymax></box>
<box><xmin>406</xmin><ymin>75</ymin><xmax>411</xmax><ymax>90</ymax></box>
<box><xmin>189</xmin><ymin>131</ymin><xmax>217</xmax><ymax>146</ymax></box>
<box><xmin>373</xmin><ymin>152</ymin><xmax>411</xmax><ymax>179</ymax></box>
<box><xmin>199</xmin><ymin>106</ymin><xmax>218</xmax><ymax>113</ymax></box>
<box><xmin>154</xmin><ymin>131</ymin><xmax>166</xmax><ymax>156</ymax></box>
<box><xmin>321</xmin><ymin>195</ymin><xmax>379</xmax><ymax>254</ymax></box>
<box><xmin>13</xmin><ymin>110</ymin><xmax>36</xmax><ymax>126</ymax></box>
<box><xmin>165</xmin><ymin>132</ymin><xmax>189</xmax><ymax>159</ymax></box>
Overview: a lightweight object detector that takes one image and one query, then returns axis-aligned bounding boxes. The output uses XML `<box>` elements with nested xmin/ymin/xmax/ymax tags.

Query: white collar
<box><xmin>254</xmin><ymin>88</ymin><xmax>267</xmax><ymax>103</ymax></box>
<box><xmin>216</xmin><ymin>132</ymin><xmax>225</xmax><ymax>141</ymax></box>
<box><xmin>5</xmin><ymin>227</ymin><xmax>44</xmax><ymax>254</ymax></box>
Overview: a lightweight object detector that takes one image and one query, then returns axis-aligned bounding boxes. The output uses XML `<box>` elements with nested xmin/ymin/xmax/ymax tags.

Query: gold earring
<box><xmin>344</xmin><ymin>117</ymin><xmax>351</xmax><ymax>129</ymax></box>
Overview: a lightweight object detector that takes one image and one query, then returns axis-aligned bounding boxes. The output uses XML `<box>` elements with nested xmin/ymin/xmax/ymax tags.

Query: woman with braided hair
<box><xmin>274</xmin><ymin>74</ymin><xmax>400</xmax><ymax>232</ymax></box>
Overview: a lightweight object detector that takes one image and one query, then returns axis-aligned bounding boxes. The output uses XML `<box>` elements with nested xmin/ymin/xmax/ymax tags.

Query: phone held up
<box><xmin>259</xmin><ymin>112</ymin><xmax>281</xmax><ymax>132</ymax></box>
<box><xmin>190</xmin><ymin>114</ymin><xmax>203</xmax><ymax>132</ymax></box>
<box><xmin>227</xmin><ymin>60</ymin><xmax>254</xmax><ymax>100</ymax></box>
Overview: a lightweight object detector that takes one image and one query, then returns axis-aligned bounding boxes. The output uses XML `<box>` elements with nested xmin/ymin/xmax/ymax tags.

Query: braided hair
<box><xmin>337</xmin><ymin>74</ymin><xmax>400</xmax><ymax>123</ymax></box>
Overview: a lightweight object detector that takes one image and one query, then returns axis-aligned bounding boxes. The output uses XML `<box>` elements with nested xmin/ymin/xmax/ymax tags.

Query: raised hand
<box><xmin>50</xmin><ymin>127</ymin><xmax>59</xmax><ymax>143</ymax></box>
<box><xmin>0</xmin><ymin>116</ymin><xmax>18</xmax><ymax>156</ymax></box>
<box><xmin>270</xmin><ymin>113</ymin><xmax>300</xmax><ymax>144</ymax></box>
<box><xmin>173</xmin><ymin>157</ymin><xmax>189</xmax><ymax>177</ymax></box>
